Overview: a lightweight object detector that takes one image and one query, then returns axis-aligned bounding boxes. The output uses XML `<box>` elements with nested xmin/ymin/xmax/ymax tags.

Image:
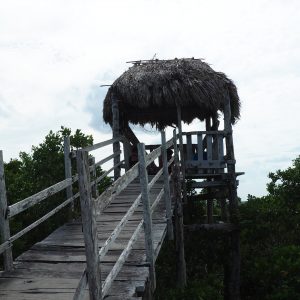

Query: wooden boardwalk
<box><xmin>0</xmin><ymin>178</ymin><xmax>169</xmax><ymax>300</ymax></box>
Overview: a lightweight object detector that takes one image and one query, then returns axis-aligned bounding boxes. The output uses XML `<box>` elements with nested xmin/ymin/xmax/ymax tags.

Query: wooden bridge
<box><xmin>0</xmin><ymin>117</ymin><xmax>242</xmax><ymax>300</ymax></box>
<box><xmin>0</xmin><ymin>130</ymin><xmax>184</xmax><ymax>300</ymax></box>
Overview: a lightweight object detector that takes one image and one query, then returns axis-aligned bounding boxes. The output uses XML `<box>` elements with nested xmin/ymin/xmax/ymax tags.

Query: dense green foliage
<box><xmin>240</xmin><ymin>156</ymin><xmax>300</xmax><ymax>299</ymax></box>
<box><xmin>1</xmin><ymin>127</ymin><xmax>111</xmax><ymax>265</ymax></box>
<box><xmin>155</xmin><ymin>156</ymin><xmax>300</xmax><ymax>299</ymax></box>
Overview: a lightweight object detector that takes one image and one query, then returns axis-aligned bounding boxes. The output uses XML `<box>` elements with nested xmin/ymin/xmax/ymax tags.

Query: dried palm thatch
<box><xmin>103</xmin><ymin>58</ymin><xmax>240</xmax><ymax>130</ymax></box>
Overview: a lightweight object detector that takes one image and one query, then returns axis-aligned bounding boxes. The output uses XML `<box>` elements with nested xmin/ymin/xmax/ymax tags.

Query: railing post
<box><xmin>161</xmin><ymin>130</ymin><xmax>174</xmax><ymax>240</ymax></box>
<box><xmin>171</xmin><ymin>161</ymin><xmax>187</xmax><ymax>288</ymax></box>
<box><xmin>123</xmin><ymin>138</ymin><xmax>131</xmax><ymax>171</ymax></box>
<box><xmin>223</xmin><ymin>93</ymin><xmax>240</xmax><ymax>300</ymax></box>
<box><xmin>64</xmin><ymin>136</ymin><xmax>74</xmax><ymax>219</ymax></box>
<box><xmin>76</xmin><ymin>149</ymin><xmax>102</xmax><ymax>300</ymax></box>
<box><xmin>0</xmin><ymin>150</ymin><xmax>13</xmax><ymax>270</ymax></box>
<box><xmin>137</xmin><ymin>143</ymin><xmax>156</xmax><ymax>291</ymax></box>
<box><xmin>112</xmin><ymin>93</ymin><xmax>121</xmax><ymax>180</ymax></box>
<box><xmin>176</xmin><ymin>105</ymin><xmax>187</xmax><ymax>203</ymax></box>
<box><xmin>173</xmin><ymin>129</ymin><xmax>179</xmax><ymax>165</ymax></box>
<box><xmin>91</xmin><ymin>157</ymin><xmax>99</xmax><ymax>199</ymax></box>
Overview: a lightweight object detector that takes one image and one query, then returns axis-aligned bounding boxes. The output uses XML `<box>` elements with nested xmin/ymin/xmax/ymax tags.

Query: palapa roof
<box><xmin>103</xmin><ymin>58</ymin><xmax>240</xmax><ymax>130</ymax></box>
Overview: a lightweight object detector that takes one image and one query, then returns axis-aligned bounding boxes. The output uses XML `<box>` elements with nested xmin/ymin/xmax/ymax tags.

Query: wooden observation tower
<box><xmin>103</xmin><ymin>58</ymin><xmax>243</xmax><ymax>300</ymax></box>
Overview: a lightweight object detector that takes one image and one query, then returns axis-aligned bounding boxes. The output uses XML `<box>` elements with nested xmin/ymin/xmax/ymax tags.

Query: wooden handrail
<box><xmin>8</xmin><ymin>178</ymin><xmax>74</xmax><ymax>218</ymax></box>
<box><xmin>0</xmin><ymin>192</ymin><xmax>80</xmax><ymax>255</ymax></box>
<box><xmin>82</xmin><ymin>136</ymin><xmax>122</xmax><ymax>152</ymax></box>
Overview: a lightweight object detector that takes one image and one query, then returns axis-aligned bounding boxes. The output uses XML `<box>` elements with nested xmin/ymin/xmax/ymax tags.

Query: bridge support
<box><xmin>63</xmin><ymin>136</ymin><xmax>74</xmax><ymax>220</ymax></box>
<box><xmin>161</xmin><ymin>130</ymin><xmax>174</xmax><ymax>241</ymax></box>
<box><xmin>171</xmin><ymin>136</ymin><xmax>187</xmax><ymax>288</ymax></box>
<box><xmin>138</xmin><ymin>143</ymin><xmax>156</xmax><ymax>292</ymax></box>
<box><xmin>0</xmin><ymin>150</ymin><xmax>13</xmax><ymax>271</ymax></box>
<box><xmin>77</xmin><ymin>149</ymin><xmax>102</xmax><ymax>300</ymax></box>
<box><xmin>112</xmin><ymin>93</ymin><xmax>121</xmax><ymax>180</ymax></box>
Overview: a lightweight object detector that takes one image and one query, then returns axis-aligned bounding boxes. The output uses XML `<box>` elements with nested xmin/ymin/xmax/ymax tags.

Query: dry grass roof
<box><xmin>103</xmin><ymin>58</ymin><xmax>240</xmax><ymax>129</ymax></box>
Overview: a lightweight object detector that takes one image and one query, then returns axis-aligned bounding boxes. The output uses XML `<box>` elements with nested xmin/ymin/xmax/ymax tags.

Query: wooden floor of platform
<box><xmin>0</xmin><ymin>178</ymin><xmax>168</xmax><ymax>300</ymax></box>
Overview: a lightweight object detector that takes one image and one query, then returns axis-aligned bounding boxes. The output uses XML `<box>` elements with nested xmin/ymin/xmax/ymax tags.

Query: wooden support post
<box><xmin>64</xmin><ymin>136</ymin><xmax>74</xmax><ymax>219</ymax></box>
<box><xmin>0</xmin><ymin>150</ymin><xmax>13</xmax><ymax>271</ymax></box>
<box><xmin>91</xmin><ymin>157</ymin><xmax>99</xmax><ymax>199</ymax></box>
<box><xmin>205</xmin><ymin>118</ymin><xmax>214</xmax><ymax>224</ymax></box>
<box><xmin>161</xmin><ymin>130</ymin><xmax>174</xmax><ymax>240</ymax></box>
<box><xmin>112</xmin><ymin>94</ymin><xmax>121</xmax><ymax>180</ymax></box>
<box><xmin>172</xmin><ymin>163</ymin><xmax>187</xmax><ymax>287</ymax></box>
<box><xmin>176</xmin><ymin>105</ymin><xmax>187</xmax><ymax>203</ymax></box>
<box><xmin>137</xmin><ymin>143</ymin><xmax>156</xmax><ymax>291</ymax></box>
<box><xmin>173</xmin><ymin>129</ymin><xmax>179</xmax><ymax>165</ymax></box>
<box><xmin>223</xmin><ymin>94</ymin><xmax>240</xmax><ymax>300</ymax></box>
<box><xmin>186</xmin><ymin>134</ymin><xmax>192</xmax><ymax>161</ymax></box>
<box><xmin>76</xmin><ymin>150</ymin><xmax>102</xmax><ymax>300</ymax></box>
<box><xmin>123</xmin><ymin>137</ymin><xmax>131</xmax><ymax>171</ymax></box>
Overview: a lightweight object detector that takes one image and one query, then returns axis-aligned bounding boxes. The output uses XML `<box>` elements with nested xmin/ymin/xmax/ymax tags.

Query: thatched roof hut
<box><xmin>103</xmin><ymin>58</ymin><xmax>240</xmax><ymax>130</ymax></box>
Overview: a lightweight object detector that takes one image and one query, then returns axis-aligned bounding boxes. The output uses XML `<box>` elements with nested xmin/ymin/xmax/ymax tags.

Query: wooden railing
<box><xmin>182</xmin><ymin>131</ymin><xmax>226</xmax><ymax>170</ymax></box>
<box><xmin>73</xmin><ymin>130</ymin><xmax>178</xmax><ymax>300</ymax></box>
<box><xmin>0</xmin><ymin>136</ymin><xmax>125</xmax><ymax>271</ymax></box>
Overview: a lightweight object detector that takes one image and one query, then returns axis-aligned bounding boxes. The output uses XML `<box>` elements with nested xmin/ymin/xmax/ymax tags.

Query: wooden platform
<box><xmin>0</xmin><ymin>179</ymin><xmax>169</xmax><ymax>300</ymax></box>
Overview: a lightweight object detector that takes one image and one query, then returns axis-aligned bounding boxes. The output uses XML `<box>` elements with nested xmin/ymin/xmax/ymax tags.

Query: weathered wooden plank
<box><xmin>182</xmin><ymin>130</ymin><xmax>225</xmax><ymax>135</ymax></box>
<box><xmin>64</xmin><ymin>136</ymin><xmax>74</xmax><ymax>216</ymax></box>
<box><xmin>186</xmin><ymin>134</ymin><xmax>193</xmax><ymax>161</ymax></box>
<box><xmin>191</xmin><ymin>181</ymin><xmax>226</xmax><ymax>188</ymax></box>
<box><xmin>76</xmin><ymin>149</ymin><xmax>102</xmax><ymax>300</ymax></box>
<box><xmin>73</xmin><ymin>270</ymin><xmax>87</xmax><ymax>300</ymax></box>
<box><xmin>197</xmin><ymin>133</ymin><xmax>203</xmax><ymax>161</ymax></box>
<box><xmin>172</xmin><ymin>163</ymin><xmax>186</xmax><ymax>288</ymax></box>
<box><xmin>138</xmin><ymin>143</ymin><xmax>156</xmax><ymax>291</ymax></box>
<box><xmin>0</xmin><ymin>150</ymin><xmax>13</xmax><ymax>270</ymax></box>
<box><xmin>186</xmin><ymin>160</ymin><xmax>226</xmax><ymax>168</ymax></box>
<box><xmin>112</xmin><ymin>94</ymin><xmax>121</xmax><ymax>180</ymax></box>
<box><xmin>82</xmin><ymin>137</ymin><xmax>122</xmax><ymax>153</ymax></box>
<box><xmin>176</xmin><ymin>105</ymin><xmax>187</xmax><ymax>203</ymax></box>
<box><xmin>8</xmin><ymin>178</ymin><xmax>72</xmax><ymax>218</ymax></box>
<box><xmin>122</xmin><ymin>137</ymin><xmax>131</xmax><ymax>171</ymax></box>
<box><xmin>161</xmin><ymin>130</ymin><xmax>173</xmax><ymax>240</ymax></box>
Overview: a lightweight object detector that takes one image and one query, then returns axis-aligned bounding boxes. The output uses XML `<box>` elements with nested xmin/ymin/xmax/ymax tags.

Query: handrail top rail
<box><xmin>182</xmin><ymin>130</ymin><xmax>226</xmax><ymax>135</ymax></box>
<box><xmin>81</xmin><ymin>136</ymin><xmax>124</xmax><ymax>153</ymax></box>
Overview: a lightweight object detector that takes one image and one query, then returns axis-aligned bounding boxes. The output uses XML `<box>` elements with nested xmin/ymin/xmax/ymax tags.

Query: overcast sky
<box><xmin>1</xmin><ymin>0</ymin><xmax>299</xmax><ymax>200</ymax></box>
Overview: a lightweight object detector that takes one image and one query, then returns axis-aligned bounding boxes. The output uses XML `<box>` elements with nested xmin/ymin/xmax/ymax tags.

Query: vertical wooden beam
<box><xmin>223</xmin><ymin>94</ymin><xmax>240</xmax><ymax>300</ymax></box>
<box><xmin>112</xmin><ymin>94</ymin><xmax>121</xmax><ymax>180</ymax></box>
<box><xmin>186</xmin><ymin>133</ymin><xmax>192</xmax><ymax>161</ymax></box>
<box><xmin>212</xmin><ymin>116</ymin><xmax>219</xmax><ymax>161</ymax></box>
<box><xmin>206</xmin><ymin>135</ymin><xmax>213</xmax><ymax>161</ymax></box>
<box><xmin>173</xmin><ymin>129</ymin><xmax>179</xmax><ymax>165</ymax></box>
<box><xmin>64</xmin><ymin>136</ymin><xmax>74</xmax><ymax>219</ymax></box>
<box><xmin>76</xmin><ymin>150</ymin><xmax>102</xmax><ymax>300</ymax></box>
<box><xmin>0</xmin><ymin>150</ymin><xmax>13</xmax><ymax>271</ymax></box>
<box><xmin>137</xmin><ymin>143</ymin><xmax>156</xmax><ymax>291</ymax></box>
<box><xmin>123</xmin><ymin>137</ymin><xmax>131</xmax><ymax>171</ymax></box>
<box><xmin>91</xmin><ymin>157</ymin><xmax>99</xmax><ymax>199</ymax></box>
<box><xmin>161</xmin><ymin>130</ymin><xmax>174</xmax><ymax>240</ymax></box>
<box><xmin>176</xmin><ymin>105</ymin><xmax>187</xmax><ymax>203</ymax></box>
<box><xmin>197</xmin><ymin>133</ymin><xmax>203</xmax><ymax>161</ymax></box>
<box><xmin>172</xmin><ymin>163</ymin><xmax>187</xmax><ymax>287</ymax></box>
<box><xmin>205</xmin><ymin>118</ymin><xmax>213</xmax><ymax>224</ymax></box>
